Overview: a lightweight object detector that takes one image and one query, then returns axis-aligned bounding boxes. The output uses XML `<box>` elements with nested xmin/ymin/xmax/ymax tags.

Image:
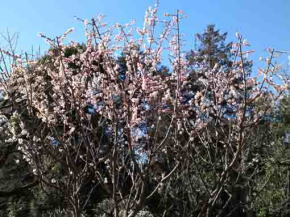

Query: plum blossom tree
<box><xmin>0</xmin><ymin>4</ymin><xmax>289</xmax><ymax>217</ymax></box>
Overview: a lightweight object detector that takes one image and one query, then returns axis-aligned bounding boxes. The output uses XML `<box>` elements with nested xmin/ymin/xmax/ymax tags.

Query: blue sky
<box><xmin>0</xmin><ymin>0</ymin><xmax>289</xmax><ymax>68</ymax></box>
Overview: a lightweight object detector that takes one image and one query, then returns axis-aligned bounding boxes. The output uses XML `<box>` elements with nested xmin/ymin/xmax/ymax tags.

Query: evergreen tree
<box><xmin>181</xmin><ymin>25</ymin><xmax>255</xmax><ymax>217</ymax></box>
<box><xmin>187</xmin><ymin>24</ymin><xmax>233</xmax><ymax>71</ymax></box>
